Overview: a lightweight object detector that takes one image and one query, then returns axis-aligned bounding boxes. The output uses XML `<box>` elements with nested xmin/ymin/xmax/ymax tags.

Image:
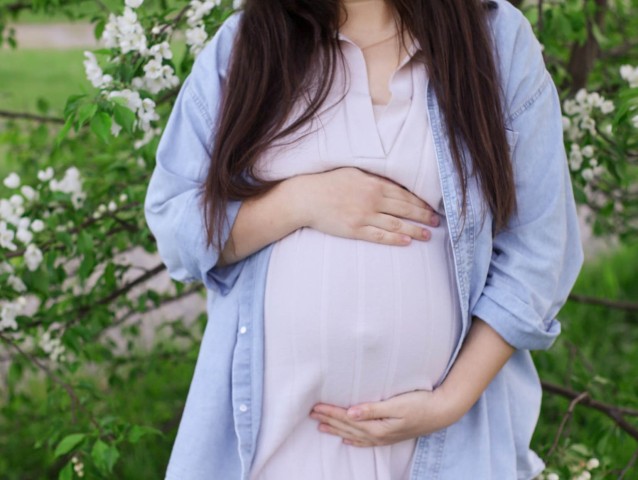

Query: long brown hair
<box><xmin>201</xmin><ymin>0</ymin><xmax>515</xmax><ymax>251</ymax></box>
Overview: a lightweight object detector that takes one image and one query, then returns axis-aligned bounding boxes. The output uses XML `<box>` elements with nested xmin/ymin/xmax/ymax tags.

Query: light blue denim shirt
<box><xmin>144</xmin><ymin>1</ymin><xmax>584</xmax><ymax>478</ymax></box>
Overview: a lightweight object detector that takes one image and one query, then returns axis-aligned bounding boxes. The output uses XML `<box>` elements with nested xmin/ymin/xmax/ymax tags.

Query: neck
<box><xmin>339</xmin><ymin>0</ymin><xmax>397</xmax><ymax>37</ymax></box>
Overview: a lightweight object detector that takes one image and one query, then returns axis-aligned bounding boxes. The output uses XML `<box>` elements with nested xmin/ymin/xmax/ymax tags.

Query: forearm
<box><xmin>437</xmin><ymin>316</ymin><xmax>516</xmax><ymax>421</ymax></box>
<box><xmin>216</xmin><ymin>175</ymin><xmax>307</xmax><ymax>267</ymax></box>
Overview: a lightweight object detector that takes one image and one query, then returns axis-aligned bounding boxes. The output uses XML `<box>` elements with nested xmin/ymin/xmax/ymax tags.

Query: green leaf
<box><xmin>113</xmin><ymin>103</ymin><xmax>136</xmax><ymax>134</ymax></box>
<box><xmin>63</xmin><ymin>94</ymin><xmax>87</xmax><ymax>118</ymax></box>
<box><xmin>58</xmin><ymin>461</ymin><xmax>73</xmax><ymax>480</ymax></box>
<box><xmin>77</xmin><ymin>231</ymin><xmax>94</xmax><ymax>256</ymax></box>
<box><xmin>79</xmin><ymin>251</ymin><xmax>96</xmax><ymax>281</ymax></box>
<box><xmin>36</xmin><ymin>97</ymin><xmax>50</xmax><ymax>114</ymax></box>
<box><xmin>92</xmin><ymin>440</ymin><xmax>120</xmax><ymax>474</ymax></box>
<box><xmin>94</xmin><ymin>19</ymin><xmax>105</xmax><ymax>40</ymax></box>
<box><xmin>128</xmin><ymin>425</ymin><xmax>163</xmax><ymax>444</ymax></box>
<box><xmin>54</xmin><ymin>433</ymin><xmax>85</xmax><ymax>458</ymax></box>
<box><xmin>54</xmin><ymin>116</ymin><xmax>74</xmax><ymax>148</ymax></box>
<box><xmin>90</xmin><ymin>112</ymin><xmax>112</xmax><ymax>143</ymax></box>
<box><xmin>77</xmin><ymin>103</ymin><xmax>98</xmax><ymax>129</ymax></box>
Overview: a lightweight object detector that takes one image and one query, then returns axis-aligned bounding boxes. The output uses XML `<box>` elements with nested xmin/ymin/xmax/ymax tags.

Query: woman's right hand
<box><xmin>295</xmin><ymin>166</ymin><xmax>440</xmax><ymax>246</ymax></box>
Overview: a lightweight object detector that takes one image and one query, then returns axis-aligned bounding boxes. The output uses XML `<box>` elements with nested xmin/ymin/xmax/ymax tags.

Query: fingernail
<box><xmin>422</xmin><ymin>229</ymin><xmax>430</xmax><ymax>240</ymax></box>
<box><xmin>401</xmin><ymin>235</ymin><xmax>411</xmax><ymax>243</ymax></box>
<box><xmin>432</xmin><ymin>216</ymin><xmax>440</xmax><ymax>227</ymax></box>
<box><xmin>347</xmin><ymin>408</ymin><xmax>361</xmax><ymax>419</ymax></box>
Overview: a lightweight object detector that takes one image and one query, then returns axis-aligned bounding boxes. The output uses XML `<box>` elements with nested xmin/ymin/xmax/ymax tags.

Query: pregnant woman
<box><xmin>143</xmin><ymin>0</ymin><xmax>584</xmax><ymax>479</ymax></box>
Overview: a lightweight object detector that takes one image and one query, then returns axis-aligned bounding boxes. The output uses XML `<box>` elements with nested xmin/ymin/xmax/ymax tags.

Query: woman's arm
<box><xmin>217</xmin><ymin>167</ymin><xmax>441</xmax><ymax>267</ymax></box>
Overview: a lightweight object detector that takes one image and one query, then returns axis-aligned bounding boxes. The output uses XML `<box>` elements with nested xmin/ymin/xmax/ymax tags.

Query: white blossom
<box><xmin>100</xmin><ymin>7</ymin><xmax>148</xmax><ymax>55</ymax></box>
<box><xmin>185</xmin><ymin>0</ymin><xmax>219</xmax><ymax>27</ymax></box>
<box><xmin>7</xmin><ymin>275</ymin><xmax>26</xmax><ymax>292</ymax></box>
<box><xmin>16</xmin><ymin>227</ymin><xmax>33</xmax><ymax>245</ymax></box>
<box><xmin>39</xmin><ymin>328</ymin><xmax>66</xmax><ymax>363</ymax></box>
<box><xmin>107</xmin><ymin>201</ymin><xmax>117</xmax><ymax>212</ymax></box>
<box><xmin>600</xmin><ymin>100</ymin><xmax>614</xmax><ymax>114</ymax></box>
<box><xmin>546</xmin><ymin>473</ymin><xmax>559</xmax><ymax>480</ymax></box>
<box><xmin>37</xmin><ymin>167</ymin><xmax>54</xmax><ymax>182</ymax></box>
<box><xmin>3</xmin><ymin>173</ymin><xmax>20</xmax><ymax>189</ymax></box>
<box><xmin>569</xmin><ymin>144</ymin><xmax>583</xmax><ymax>171</ymax></box>
<box><xmin>20</xmin><ymin>185</ymin><xmax>37</xmax><ymax>201</ymax></box>
<box><xmin>2</xmin><ymin>172</ymin><xmax>20</xmax><ymax>188</ymax></box>
<box><xmin>143</xmin><ymin>57</ymin><xmax>164</xmax><ymax>79</ymax></box>
<box><xmin>30</xmin><ymin>219</ymin><xmax>44</xmax><ymax>233</ymax></box>
<box><xmin>0</xmin><ymin>221</ymin><xmax>17</xmax><ymax>251</ymax></box>
<box><xmin>125</xmin><ymin>0</ymin><xmax>143</xmax><ymax>8</ymax></box>
<box><xmin>0</xmin><ymin>261</ymin><xmax>14</xmax><ymax>274</ymax></box>
<box><xmin>0</xmin><ymin>198</ymin><xmax>24</xmax><ymax>225</ymax></box>
<box><xmin>71</xmin><ymin>455</ymin><xmax>85</xmax><ymax>478</ymax></box>
<box><xmin>111</xmin><ymin>122</ymin><xmax>123</xmax><ymax>137</ymax></box>
<box><xmin>49</xmin><ymin>167</ymin><xmax>85</xmax><ymax>209</ymax></box>
<box><xmin>581</xmin><ymin>145</ymin><xmax>594</xmax><ymax>158</ymax></box>
<box><xmin>83</xmin><ymin>51</ymin><xmax>113</xmax><ymax>89</ymax></box>
<box><xmin>149</xmin><ymin>41</ymin><xmax>173</xmax><ymax>59</ymax></box>
<box><xmin>0</xmin><ymin>297</ymin><xmax>25</xmax><ymax>331</ymax></box>
<box><xmin>119</xmin><ymin>193</ymin><xmax>128</xmax><ymax>203</ymax></box>
<box><xmin>24</xmin><ymin>243</ymin><xmax>43</xmax><ymax>271</ymax></box>
<box><xmin>185</xmin><ymin>25</ymin><xmax>208</xmax><ymax>56</ymax></box>
<box><xmin>585</xmin><ymin>458</ymin><xmax>600</xmax><ymax>470</ymax></box>
<box><xmin>620</xmin><ymin>64</ymin><xmax>638</xmax><ymax>88</ymax></box>
<box><xmin>563</xmin><ymin>88</ymin><xmax>614</xmax><ymax>142</ymax></box>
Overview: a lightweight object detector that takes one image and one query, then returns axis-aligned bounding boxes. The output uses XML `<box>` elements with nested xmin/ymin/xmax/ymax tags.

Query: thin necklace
<box><xmin>360</xmin><ymin>31</ymin><xmax>399</xmax><ymax>50</ymax></box>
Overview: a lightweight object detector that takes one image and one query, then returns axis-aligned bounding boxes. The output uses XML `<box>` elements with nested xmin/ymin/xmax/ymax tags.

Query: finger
<box><xmin>356</xmin><ymin>225</ymin><xmax>413</xmax><ymax>246</ymax></box>
<box><xmin>377</xmin><ymin>180</ymin><xmax>434</xmax><ymax>211</ymax></box>
<box><xmin>367</xmin><ymin>213</ymin><xmax>430</xmax><ymax>241</ymax></box>
<box><xmin>317</xmin><ymin>422</ymin><xmax>369</xmax><ymax>443</ymax></box>
<box><xmin>310</xmin><ymin>412</ymin><xmax>367</xmax><ymax>438</ymax></box>
<box><xmin>343</xmin><ymin>438</ymin><xmax>375</xmax><ymax>447</ymax></box>
<box><xmin>347</xmin><ymin>400</ymin><xmax>402</xmax><ymax>421</ymax></box>
<box><xmin>378</xmin><ymin>197</ymin><xmax>440</xmax><ymax>227</ymax></box>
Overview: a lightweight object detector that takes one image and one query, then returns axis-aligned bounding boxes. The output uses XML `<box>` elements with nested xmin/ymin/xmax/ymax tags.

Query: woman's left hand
<box><xmin>309</xmin><ymin>388</ymin><xmax>460</xmax><ymax>447</ymax></box>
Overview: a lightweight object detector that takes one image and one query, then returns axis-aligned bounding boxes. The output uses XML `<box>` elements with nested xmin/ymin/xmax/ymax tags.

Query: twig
<box><xmin>542</xmin><ymin>381</ymin><xmax>638</xmax><ymax>441</ymax></box>
<box><xmin>0</xmin><ymin>109</ymin><xmax>64</xmax><ymax>124</ymax></box>
<box><xmin>619</xmin><ymin>447</ymin><xmax>638</xmax><ymax>479</ymax></box>
<box><xmin>0</xmin><ymin>333</ymin><xmax>104</xmax><ymax>434</ymax></box>
<box><xmin>568</xmin><ymin>293</ymin><xmax>638</xmax><ymax>313</ymax></box>
<box><xmin>546</xmin><ymin>391</ymin><xmax>589</xmax><ymax>459</ymax></box>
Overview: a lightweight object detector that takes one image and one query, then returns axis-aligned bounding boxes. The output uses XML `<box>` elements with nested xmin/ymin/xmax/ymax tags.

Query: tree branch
<box><xmin>542</xmin><ymin>380</ymin><xmax>638</xmax><ymax>441</ymax></box>
<box><xmin>568</xmin><ymin>293</ymin><xmax>638</xmax><ymax>313</ymax></box>
<box><xmin>0</xmin><ymin>109</ymin><xmax>64</xmax><ymax>124</ymax></box>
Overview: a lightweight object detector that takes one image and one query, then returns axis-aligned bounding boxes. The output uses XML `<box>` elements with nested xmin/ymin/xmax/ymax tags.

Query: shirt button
<box><xmin>239</xmin><ymin>326</ymin><xmax>247</xmax><ymax>334</ymax></box>
<box><xmin>239</xmin><ymin>404</ymin><xmax>248</xmax><ymax>412</ymax></box>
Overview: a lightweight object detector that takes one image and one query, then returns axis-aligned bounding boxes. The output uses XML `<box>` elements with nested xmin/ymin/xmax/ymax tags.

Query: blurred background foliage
<box><xmin>0</xmin><ymin>0</ymin><xmax>636</xmax><ymax>479</ymax></box>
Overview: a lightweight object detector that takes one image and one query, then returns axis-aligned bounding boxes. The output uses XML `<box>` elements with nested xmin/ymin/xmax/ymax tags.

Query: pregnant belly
<box><xmin>262</xmin><ymin>220</ymin><xmax>463</xmax><ymax>407</ymax></box>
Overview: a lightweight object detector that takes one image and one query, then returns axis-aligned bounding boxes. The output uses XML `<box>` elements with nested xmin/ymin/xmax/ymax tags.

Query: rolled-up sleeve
<box><xmin>144</xmin><ymin>13</ymin><xmax>244</xmax><ymax>295</ymax></box>
<box><xmin>471</xmin><ymin>12</ymin><xmax>584</xmax><ymax>350</ymax></box>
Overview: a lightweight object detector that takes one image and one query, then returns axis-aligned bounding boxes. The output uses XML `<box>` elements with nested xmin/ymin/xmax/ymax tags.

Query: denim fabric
<box><xmin>143</xmin><ymin>1</ymin><xmax>584</xmax><ymax>478</ymax></box>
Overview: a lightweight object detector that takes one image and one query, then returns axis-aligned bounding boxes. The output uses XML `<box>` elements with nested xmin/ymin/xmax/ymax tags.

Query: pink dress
<box><xmin>249</xmin><ymin>32</ymin><xmax>462</xmax><ymax>480</ymax></box>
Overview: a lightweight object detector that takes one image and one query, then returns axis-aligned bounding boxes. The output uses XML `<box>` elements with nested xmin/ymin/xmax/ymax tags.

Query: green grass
<box><xmin>0</xmin><ymin>48</ymin><xmax>91</xmax><ymax>113</ymax></box>
<box><xmin>3</xmin><ymin>0</ymin><xmax>181</xmax><ymax>24</ymax></box>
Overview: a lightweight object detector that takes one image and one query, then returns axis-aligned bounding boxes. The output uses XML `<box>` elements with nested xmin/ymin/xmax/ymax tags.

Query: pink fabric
<box><xmin>249</xmin><ymin>32</ymin><xmax>462</xmax><ymax>480</ymax></box>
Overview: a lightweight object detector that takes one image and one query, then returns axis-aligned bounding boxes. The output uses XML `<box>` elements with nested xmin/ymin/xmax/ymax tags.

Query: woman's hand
<box><xmin>308</xmin><ymin>388</ymin><xmax>460</xmax><ymax>447</ymax></box>
<box><xmin>307</xmin><ymin>318</ymin><xmax>517</xmax><ymax>448</ymax></box>
<box><xmin>217</xmin><ymin>166</ymin><xmax>440</xmax><ymax>267</ymax></box>
<box><xmin>295</xmin><ymin>167</ymin><xmax>440</xmax><ymax>246</ymax></box>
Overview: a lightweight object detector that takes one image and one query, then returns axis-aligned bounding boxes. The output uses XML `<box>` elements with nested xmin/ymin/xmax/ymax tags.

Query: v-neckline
<box><xmin>337</xmin><ymin>31</ymin><xmax>419</xmax><ymax>158</ymax></box>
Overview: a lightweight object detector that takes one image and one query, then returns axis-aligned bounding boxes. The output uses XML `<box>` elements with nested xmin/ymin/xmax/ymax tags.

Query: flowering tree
<box><xmin>0</xmin><ymin>0</ymin><xmax>636</xmax><ymax>478</ymax></box>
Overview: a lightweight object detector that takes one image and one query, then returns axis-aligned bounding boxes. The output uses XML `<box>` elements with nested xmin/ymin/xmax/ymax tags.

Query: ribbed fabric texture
<box><xmin>249</xmin><ymin>32</ymin><xmax>462</xmax><ymax>480</ymax></box>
